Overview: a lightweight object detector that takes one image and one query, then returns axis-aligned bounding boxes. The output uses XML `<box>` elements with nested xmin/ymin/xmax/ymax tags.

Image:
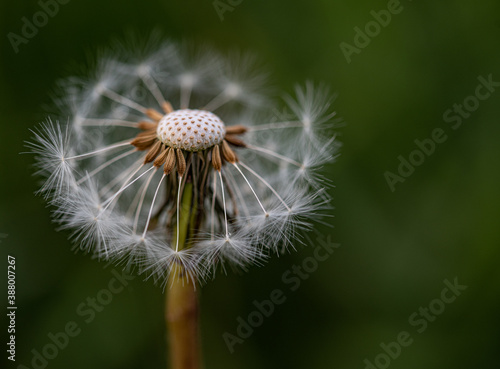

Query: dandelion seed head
<box><xmin>27</xmin><ymin>37</ymin><xmax>341</xmax><ymax>286</ymax></box>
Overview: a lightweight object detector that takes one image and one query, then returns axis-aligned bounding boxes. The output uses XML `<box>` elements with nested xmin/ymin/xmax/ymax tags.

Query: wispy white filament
<box><xmin>66</xmin><ymin>140</ymin><xmax>132</xmax><ymax>161</ymax></box>
<box><xmin>202</xmin><ymin>90</ymin><xmax>232</xmax><ymax>112</ymax></box>
<box><xmin>100</xmin><ymin>87</ymin><xmax>149</xmax><ymax>114</ymax></box>
<box><xmin>101</xmin><ymin>164</ymin><xmax>152</xmax><ymax>211</ymax></box>
<box><xmin>246</xmin><ymin>144</ymin><xmax>302</xmax><ymax>167</ymax></box>
<box><xmin>238</xmin><ymin>161</ymin><xmax>291</xmax><ymax>211</ymax></box>
<box><xmin>218</xmin><ymin>171</ymin><xmax>229</xmax><ymax>238</ymax></box>
<box><xmin>76</xmin><ymin>148</ymin><xmax>136</xmax><ymax>185</ymax></box>
<box><xmin>246</xmin><ymin>121</ymin><xmax>303</xmax><ymax>131</ymax></box>
<box><xmin>180</xmin><ymin>85</ymin><xmax>192</xmax><ymax>110</ymax></box>
<box><xmin>142</xmin><ymin>172</ymin><xmax>166</xmax><ymax>239</ymax></box>
<box><xmin>140</xmin><ymin>73</ymin><xmax>167</xmax><ymax>107</ymax></box>
<box><xmin>78</xmin><ymin>118</ymin><xmax>140</xmax><ymax>128</ymax></box>
<box><xmin>211</xmin><ymin>171</ymin><xmax>217</xmax><ymax>241</ymax></box>
<box><xmin>231</xmin><ymin>163</ymin><xmax>267</xmax><ymax>215</ymax></box>
<box><xmin>133</xmin><ymin>168</ymin><xmax>158</xmax><ymax>233</ymax></box>
<box><xmin>175</xmin><ymin>176</ymin><xmax>183</xmax><ymax>252</ymax></box>
<box><xmin>99</xmin><ymin>158</ymin><xmax>143</xmax><ymax>197</ymax></box>
<box><xmin>224</xmin><ymin>169</ymin><xmax>251</xmax><ymax>217</ymax></box>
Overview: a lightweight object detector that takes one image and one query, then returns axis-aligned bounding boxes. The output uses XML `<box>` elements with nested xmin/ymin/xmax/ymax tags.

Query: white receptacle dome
<box><xmin>157</xmin><ymin>109</ymin><xmax>226</xmax><ymax>151</ymax></box>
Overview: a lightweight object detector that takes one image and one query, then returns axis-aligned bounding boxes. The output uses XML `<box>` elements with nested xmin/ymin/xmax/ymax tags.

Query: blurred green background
<box><xmin>1</xmin><ymin>0</ymin><xmax>500</xmax><ymax>368</ymax></box>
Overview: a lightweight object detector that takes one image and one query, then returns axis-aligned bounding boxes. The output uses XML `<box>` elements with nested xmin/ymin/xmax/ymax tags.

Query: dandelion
<box><xmin>28</xmin><ymin>38</ymin><xmax>341</xmax><ymax>369</ymax></box>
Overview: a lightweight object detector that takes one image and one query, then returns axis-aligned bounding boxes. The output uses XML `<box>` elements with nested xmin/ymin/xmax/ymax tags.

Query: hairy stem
<box><xmin>166</xmin><ymin>183</ymin><xmax>201</xmax><ymax>369</ymax></box>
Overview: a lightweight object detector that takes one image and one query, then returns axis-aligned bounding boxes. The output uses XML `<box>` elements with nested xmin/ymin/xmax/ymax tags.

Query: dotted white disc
<box><xmin>157</xmin><ymin>109</ymin><xmax>226</xmax><ymax>151</ymax></box>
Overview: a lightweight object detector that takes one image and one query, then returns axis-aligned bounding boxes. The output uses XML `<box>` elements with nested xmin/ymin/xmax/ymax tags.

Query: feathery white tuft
<box><xmin>28</xmin><ymin>38</ymin><xmax>341</xmax><ymax>286</ymax></box>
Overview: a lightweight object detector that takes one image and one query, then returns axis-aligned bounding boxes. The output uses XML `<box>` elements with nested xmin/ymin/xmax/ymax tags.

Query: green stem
<box><xmin>165</xmin><ymin>182</ymin><xmax>201</xmax><ymax>369</ymax></box>
<box><xmin>176</xmin><ymin>182</ymin><xmax>193</xmax><ymax>252</ymax></box>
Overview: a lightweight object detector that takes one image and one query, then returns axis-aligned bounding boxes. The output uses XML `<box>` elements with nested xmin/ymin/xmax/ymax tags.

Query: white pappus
<box><xmin>27</xmin><ymin>38</ymin><xmax>342</xmax><ymax>286</ymax></box>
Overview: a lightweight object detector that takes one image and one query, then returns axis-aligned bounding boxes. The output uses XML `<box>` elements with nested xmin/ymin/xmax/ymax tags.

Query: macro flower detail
<box><xmin>155</xmin><ymin>109</ymin><xmax>226</xmax><ymax>151</ymax></box>
<box><xmin>28</xmin><ymin>40</ymin><xmax>341</xmax><ymax>286</ymax></box>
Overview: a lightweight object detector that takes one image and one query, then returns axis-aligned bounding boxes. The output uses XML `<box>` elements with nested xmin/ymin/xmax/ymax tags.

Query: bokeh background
<box><xmin>1</xmin><ymin>0</ymin><xmax>500</xmax><ymax>368</ymax></box>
